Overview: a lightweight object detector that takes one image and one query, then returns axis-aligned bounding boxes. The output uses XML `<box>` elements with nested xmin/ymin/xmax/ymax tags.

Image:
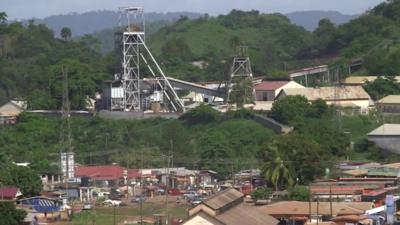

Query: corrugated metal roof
<box><xmin>255</xmin><ymin>81</ymin><xmax>290</xmax><ymax>91</ymax></box>
<box><xmin>378</xmin><ymin>95</ymin><xmax>400</xmax><ymax>104</ymax></box>
<box><xmin>368</xmin><ymin>124</ymin><xmax>400</xmax><ymax>136</ymax></box>
<box><xmin>0</xmin><ymin>187</ymin><xmax>20</xmax><ymax>199</ymax></box>
<box><xmin>280</xmin><ymin>86</ymin><xmax>371</xmax><ymax>101</ymax></box>
<box><xmin>261</xmin><ymin>201</ymin><xmax>372</xmax><ymax>216</ymax></box>
<box><xmin>216</xmin><ymin>203</ymin><xmax>278</xmax><ymax>225</ymax></box>
<box><xmin>75</xmin><ymin>165</ymin><xmax>125</xmax><ymax>180</ymax></box>
<box><xmin>203</xmin><ymin>188</ymin><xmax>243</xmax><ymax>210</ymax></box>
<box><xmin>343</xmin><ymin>76</ymin><xmax>400</xmax><ymax>85</ymax></box>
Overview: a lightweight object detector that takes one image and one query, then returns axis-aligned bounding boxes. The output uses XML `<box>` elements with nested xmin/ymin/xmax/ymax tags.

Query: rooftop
<box><xmin>378</xmin><ymin>95</ymin><xmax>400</xmax><ymax>104</ymax></box>
<box><xmin>75</xmin><ymin>165</ymin><xmax>125</xmax><ymax>180</ymax></box>
<box><xmin>255</xmin><ymin>81</ymin><xmax>290</xmax><ymax>91</ymax></box>
<box><xmin>0</xmin><ymin>187</ymin><xmax>21</xmax><ymax>199</ymax></box>
<box><xmin>203</xmin><ymin>188</ymin><xmax>244</xmax><ymax>211</ymax></box>
<box><xmin>261</xmin><ymin>201</ymin><xmax>372</xmax><ymax>217</ymax></box>
<box><xmin>279</xmin><ymin>86</ymin><xmax>371</xmax><ymax>101</ymax></box>
<box><xmin>368</xmin><ymin>124</ymin><xmax>400</xmax><ymax>136</ymax></box>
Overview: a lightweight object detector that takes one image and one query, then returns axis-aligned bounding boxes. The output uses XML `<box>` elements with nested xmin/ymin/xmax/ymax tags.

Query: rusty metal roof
<box><xmin>261</xmin><ymin>201</ymin><xmax>372</xmax><ymax>217</ymax></box>
<box><xmin>216</xmin><ymin>204</ymin><xmax>278</xmax><ymax>225</ymax></box>
<box><xmin>280</xmin><ymin>86</ymin><xmax>371</xmax><ymax>101</ymax></box>
<box><xmin>203</xmin><ymin>188</ymin><xmax>244</xmax><ymax>210</ymax></box>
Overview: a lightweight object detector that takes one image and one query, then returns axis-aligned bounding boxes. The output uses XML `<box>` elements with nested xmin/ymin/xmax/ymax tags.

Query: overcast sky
<box><xmin>1</xmin><ymin>0</ymin><xmax>386</xmax><ymax>20</ymax></box>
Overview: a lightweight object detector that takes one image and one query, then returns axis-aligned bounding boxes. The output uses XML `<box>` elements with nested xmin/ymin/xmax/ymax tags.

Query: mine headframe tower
<box><xmin>226</xmin><ymin>46</ymin><xmax>255</xmax><ymax>103</ymax></box>
<box><xmin>114</xmin><ymin>7</ymin><xmax>184</xmax><ymax>112</ymax></box>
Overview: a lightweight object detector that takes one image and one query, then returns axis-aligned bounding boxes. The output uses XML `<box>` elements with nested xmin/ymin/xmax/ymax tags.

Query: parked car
<box><xmin>184</xmin><ymin>191</ymin><xmax>199</xmax><ymax>200</ymax></box>
<box><xmin>168</xmin><ymin>188</ymin><xmax>183</xmax><ymax>196</ymax></box>
<box><xmin>131</xmin><ymin>195</ymin><xmax>147</xmax><ymax>203</ymax></box>
<box><xmin>102</xmin><ymin>199</ymin><xmax>122</xmax><ymax>207</ymax></box>
<box><xmin>190</xmin><ymin>196</ymin><xmax>204</xmax><ymax>206</ymax></box>
<box><xmin>83</xmin><ymin>203</ymin><xmax>93</xmax><ymax>210</ymax></box>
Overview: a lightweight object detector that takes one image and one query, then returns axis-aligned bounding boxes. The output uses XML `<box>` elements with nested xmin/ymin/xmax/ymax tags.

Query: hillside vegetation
<box><xmin>0</xmin><ymin>109</ymin><xmax>275</xmax><ymax>178</ymax></box>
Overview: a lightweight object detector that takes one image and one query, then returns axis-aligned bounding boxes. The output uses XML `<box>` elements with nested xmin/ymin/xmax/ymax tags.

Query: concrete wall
<box><xmin>368</xmin><ymin>136</ymin><xmax>400</xmax><ymax>154</ymax></box>
<box><xmin>255</xmin><ymin>90</ymin><xmax>275</xmax><ymax>101</ymax></box>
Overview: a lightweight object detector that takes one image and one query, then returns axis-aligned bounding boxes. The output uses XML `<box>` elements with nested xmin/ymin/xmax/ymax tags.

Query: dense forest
<box><xmin>0</xmin><ymin>108</ymin><xmax>275</xmax><ymax>179</ymax></box>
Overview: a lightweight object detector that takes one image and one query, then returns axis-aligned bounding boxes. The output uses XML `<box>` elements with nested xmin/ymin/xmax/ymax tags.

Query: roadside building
<box><xmin>0</xmin><ymin>187</ymin><xmax>23</xmax><ymax>200</ymax></box>
<box><xmin>260</xmin><ymin>201</ymin><xmax>373</xmax><ymax>225</ymax></box>
<box><xmin>182</xmin><ymin>188</ymin><xmax>278</xmax><ymax>225</ymax></box>
<box><xmin>75</xmin><ymin>165</ymin><xmax>126</xmax><ymax>187</ymax></box>
<box><xmin>377</xmin><ymin>95</ymin><xmax>400</xmax><ymax>114</ymax></box>
<box><xmin>276</xmin><ymin>86</ymin><xmax>373</xmax><ymax>114</ymax></box>
<box><xmin>254</xmin><ymin>81</ymin><xmax>304</xmax><ymax>101</ymax></box>
<box><xmin>368</xmin><ymin>124</ymin><xmax>400</xmax><ymax>154</ymax></box>
<box><xmin>343</xmin><ymin>76</ymin><xmax>400</xmax><ymax>86</ymax></box>
<box><xmin>0</xmin><ymin>100</ymin><xmax>27</xmax><ymax>125</ymax></box>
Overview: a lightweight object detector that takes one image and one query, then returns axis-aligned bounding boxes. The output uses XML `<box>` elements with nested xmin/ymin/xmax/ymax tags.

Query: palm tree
<box><xmin>0</xmin><ymin>12</ymin><xmax>7</xmax><ymax>24</ymax></box>
<box><xmin>60</xmin><ymin>27</ymin><xmax>72</xmax><ymax>41</ymax></box>
<box><xmin>261</xmin><ymin>143</ymin><xmax>294</xmax><ymax>191</ymax></box>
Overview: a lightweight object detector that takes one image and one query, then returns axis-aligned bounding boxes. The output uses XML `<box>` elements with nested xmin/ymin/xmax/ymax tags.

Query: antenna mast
<box><xmin>60</xmin><ymin>67</ymin><xmax>74</xmax><ymax>181</ymax></box>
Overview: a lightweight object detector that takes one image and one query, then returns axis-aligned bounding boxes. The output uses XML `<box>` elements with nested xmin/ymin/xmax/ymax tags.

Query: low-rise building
<box><xmin>0</xmin><ymin>187</ymin><xmax>23</xmax><ymax>200</ymax></box>
<box><xmin>377</xmin><ymin>95</ymin><xmax>400</xmax><ymax>114</ymax></box>
<box><xmin>276</xmin><ymin>86</ymin><xmax>373</xmax><ymax>114</ymax></box>
<box><xmin>260</xmin><ymin>201</ymin><xmax>373</xmax><ymax>225</ymax></box>
<box><xmin>368</xmin><ymin>124</ymin><xmax>400</xmax><ymax>154</ymax></box>
<box><xmin>254</xmin><ymin>81</ymin><xmax>304</xmax><ymax>101</ymax></box>
<box><xmin>0</xmin><ymin>100</ymin><xmax>27</xmax><ymax>125</ymax></box>
<box><xmin>182</xmin><ymin>188</ymin><xmax>278</xmax><ymax>225</ymax></box>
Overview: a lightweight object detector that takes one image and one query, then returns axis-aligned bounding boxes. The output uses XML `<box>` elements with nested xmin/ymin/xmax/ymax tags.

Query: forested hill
<box><xmin>25</xmin><ymin>11</ymin><xmax>203</xmax><ymax>37</ymax></box>
<box><xmin>286</xmin><ymin>10</ymin><xmax>358</xmax><ymax>31</ymax></box>
<box><xmin>0</xmin><ymin>16</ymin><xmax>114</xmax><ymax>107</ymax></box>
<box><xmin>1</xmin><ymin>0</ymin><xmax>400</xmax><ymax>108</ymax></box>
<box><xmin>147</xmin><ymin>0</ymin><xmax>400</xmax><ymax>82</ymax></box>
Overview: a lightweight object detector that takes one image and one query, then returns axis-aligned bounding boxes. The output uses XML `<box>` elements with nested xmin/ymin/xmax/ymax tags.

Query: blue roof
<box><xmin>20</xmin><ymin>197</ymin><xmax>61</xmax><ymax>213</ymax></box>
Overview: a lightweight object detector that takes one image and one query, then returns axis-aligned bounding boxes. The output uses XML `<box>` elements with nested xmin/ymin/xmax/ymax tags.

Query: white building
<box><xmin>276</xmin><ymin>86</ymin><xmax>373</xmax><ymax>114</ymax></box>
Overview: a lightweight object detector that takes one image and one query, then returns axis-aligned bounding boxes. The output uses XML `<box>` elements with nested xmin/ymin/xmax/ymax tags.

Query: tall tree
<box><xmin>0</xmin><ymin>165</ymin><xmax>42</xmax><ymax>197</ymax></box>
<box><xmin>0</xmin><ymin>12</ymin><xmax>7</xmax><ymax>24</ymax></box>
<box><xmin>60</xmin><ymin>27</ymin><xmax>72</xmax><ymax>41</ymax></box>
<box><xmin>0</xmin><ymin>202</ymin><xmax>27</xmax><ymax>225</ymax></box>
<box><xmin>229</xmin><ymin>79</ymin><xmax>255</xmax><ymax>108</ymax></box>
<box><xmin>261</xmin><ymin>142</ymin><xmax>294</xmax><ymax>191</ymax></box>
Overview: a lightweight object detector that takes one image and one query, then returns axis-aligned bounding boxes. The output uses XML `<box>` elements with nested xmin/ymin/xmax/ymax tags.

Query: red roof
<box><xmin>75</xmin><ymin>165</ymin><xmax>125</xmax><ymax>180</ymax></box>
<box><xmin>128</xmin><ymin>169</ymin><xmax>141</xmax><ymax>179</ymax></box>
<box><xmin>255</xmin><ymin>81</ymin><xmax>290</xmax><ymax>91</ymax></box>
<box><xmin>0</xmin><ymin>187</ymin><xmax>20</xmax><ymax>199</ymax></box>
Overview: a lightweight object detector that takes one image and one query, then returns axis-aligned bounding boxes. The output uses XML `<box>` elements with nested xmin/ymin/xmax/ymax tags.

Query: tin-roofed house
<box><xmin>276</xmin><ymin>86</ymin><xmax>373</xmax><ymax>114</ymax></box>
<box><xmin>182</xmin><ymin>188</ymin><xmax>278</xmax><ymax>225</ymax></box>
<box><xmin>368</xmin><ymin>124</ymin><xmax>400</xmax><ymax>154</ymax></box>
<box><xmin>254</xmin><ymin>81</ymin><xmax>304</xmax><ymax>101</ymax></box>
<box><xmin>0</xmin><ymin>186</ymin><xmax>23</xmax><ymax>200</ymax></box>
<box><xmin>377</xmin><ymin>95</ymin><xmax>400</xmax><ymax>114</ymax></box>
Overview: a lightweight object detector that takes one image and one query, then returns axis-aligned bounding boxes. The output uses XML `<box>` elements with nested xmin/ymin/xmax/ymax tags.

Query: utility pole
<box><xmin>60</xmin><ymin>66</ymin><xmax>74</xmax><ymax>205</ymax></box>
<box><xmin>165</xmin><ymin>147</ymin><xmax>171</xmax><ymax>225</ymax></box>
<box><xmin>330</xmin><ymin>185</ymin><xmax>333</xmax><ymax>218</ymax></box>
<box><xmin>140</xmin><ymin>147</ymin><xmax>144</xmax><ymax>225</ymax></box>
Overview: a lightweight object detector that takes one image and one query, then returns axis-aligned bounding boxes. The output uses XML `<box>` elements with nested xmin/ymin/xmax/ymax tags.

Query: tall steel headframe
<box><xmin>116</xmin><ymin>7</ymin><xmax>185</xmax><ymax>112</ymax></box>
<box><xmin>226</xmin><ymin>46</ymin><xmax>255</xmax><ymax>103</ymax></box>
<box><xmin>119</xmin><ymin>7</ymin><xmax>145</xmax><ymax>111</ymax></box>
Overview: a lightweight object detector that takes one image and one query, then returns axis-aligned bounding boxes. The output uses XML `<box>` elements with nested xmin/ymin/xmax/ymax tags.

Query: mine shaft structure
<box><xmin>114</xmin><ymin>7</ymin><xmax>184</xmax><ymax>112</ymax></box>
<box><xmin>226</xmin><ymin>46</ymin><xmax>255</xmax><ymax>104</ymax></box>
